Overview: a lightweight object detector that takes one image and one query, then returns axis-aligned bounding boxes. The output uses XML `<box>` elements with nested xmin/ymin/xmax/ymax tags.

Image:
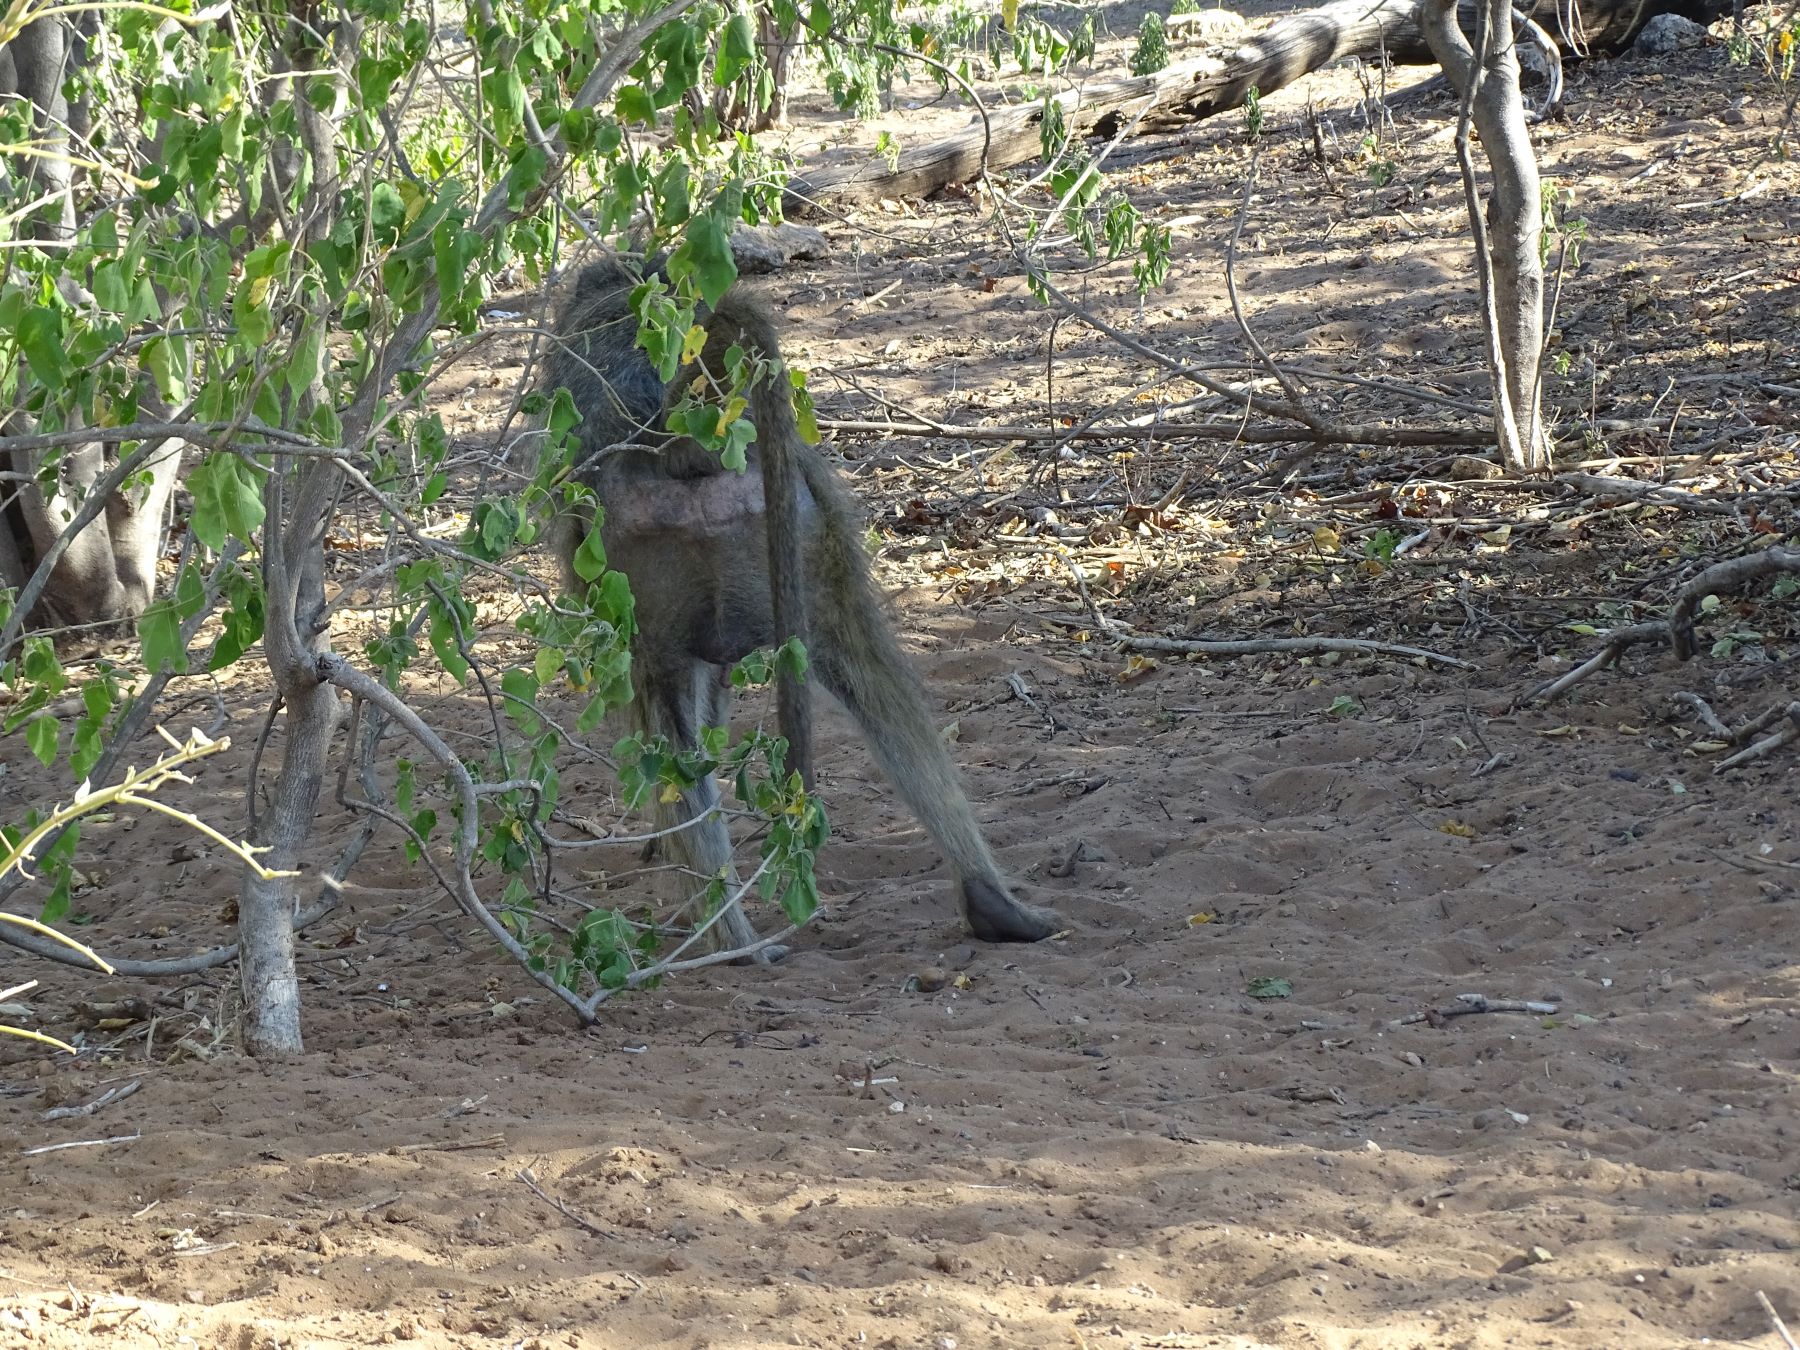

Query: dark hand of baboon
<box><xmin>544</xmin><ymin>258</ymin><xmax>1057</xmax><ymax>956</ymax></box>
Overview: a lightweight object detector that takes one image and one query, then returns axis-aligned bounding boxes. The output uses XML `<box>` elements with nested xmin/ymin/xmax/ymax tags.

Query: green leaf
<box><xmin>501</xmin><ymin>667</ymin><xmax>542</xmax><ymax>736</ymax></box>
<box><xmin>370</xmin><ymin>182</ymin><xmax>407</xmax><ymax>243</ymax></box>
<box><xmin>1247</xmin><ymin>976</ymin><xmax>1293</xmax><ymax>1000</ymax></box>
<box><xmin>616</xmin><ymin>84</ymin><xmax>657</xmax><ymax>125</ymax></box>
<box><xmin>188</xmin><ymin>454</ymin><xmax>266</xmax><ymax>550</ymax></box>
<box><xmin>680</xmin><ymin>214</ymin><xmax>738</xmax><ymax>308</ymax></box>
<box><xmin>790</xmin><ymin>371</ymin><xmax>821</xmax><ymax>445</ymax></box>
<box><xmin>715</xmin><ymin>11</ymin><xmax>758</xmax><ymax>86</ymax></box>
<box><xmin>534</xmin><ymin>645</ymin><xmax>565</xmax><ymax>686</ymax></box>
<box><xmin>173</xmin><ymin>562</ymin><xmax>206</xmax><ymax>621</ymax></box>
<box><xmin>572</xmin><ymin>523</ymin><xmax>607</xmax><ymax>585</ymax></box>
<box><xmin>287</xmin><ymin>322</ymin><xmax>324</xmax><ymax>403</ymax></box>
<box><xmin>139</xmin><ymin>598</ymin><xmax>187</xmax><ymax>673</ymax></box>
<box><xmin>92</xmin><ymin>261</ymin><xmax>130</xmax><ymax>315</ymax></box>
<box><xmin>37</xmin><ymin>863</ymin><xmax>71</xmax><ymax>925</ymax></box>
<box><xmin>16</xmin><ymin>307</ymin><xmax>67</xmax><ymax>389</ymax></box>
<box><xmin>25</xmin><ymin>714</ymin><xmax>58</xmax><ymax>768</ymax></box>
<box><xmin>140</xmin><ymin>335</ymin><xmax>187</xmax><ymax>403</ymax></box>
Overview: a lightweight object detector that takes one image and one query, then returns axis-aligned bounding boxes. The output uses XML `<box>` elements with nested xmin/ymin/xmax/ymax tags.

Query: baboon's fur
<box><xmin>546</xmin><ymin>260</ymin><xmax>1057</xmax><ymax>954</ymax></box>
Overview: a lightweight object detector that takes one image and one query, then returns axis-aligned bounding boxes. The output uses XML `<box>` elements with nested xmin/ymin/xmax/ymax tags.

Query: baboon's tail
<box><xmin>713</xmin><ymin>290</ymin><xmax>814</xmax><ymax>790</ymax></box>
<box><xmin>802</xmin><ymin>467</ymin><xmax>1057</xmax><ymax>943</ymax></box>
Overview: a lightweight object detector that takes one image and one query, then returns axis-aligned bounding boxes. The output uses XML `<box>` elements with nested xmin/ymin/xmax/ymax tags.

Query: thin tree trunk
<box><xmin>1421</xmin><ymin>0</ymin><xmax>1549</xmax><ymax>470</ymax></box>
<box><xmin>239</xmin><ymin>680</ymin><xmax>337</xmax><ymax>1056</ymax></box>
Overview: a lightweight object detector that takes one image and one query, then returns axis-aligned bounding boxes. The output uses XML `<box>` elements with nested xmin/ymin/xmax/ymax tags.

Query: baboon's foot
<box><xmin>961</xmin><ymin>878</ymin><xmax>1059</xmax><ymax>944</ymax></box>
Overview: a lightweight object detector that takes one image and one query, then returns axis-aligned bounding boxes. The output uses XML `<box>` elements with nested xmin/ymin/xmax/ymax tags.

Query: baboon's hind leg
<box><xmin>636</xmin><ymin>662</ymin><xmax>786</xmax><ymax>963</ymax></box>
<box><xmin>806</xmin><ymin>550</ymin><xmax>1057</xmax><ymax>944</ymax></box>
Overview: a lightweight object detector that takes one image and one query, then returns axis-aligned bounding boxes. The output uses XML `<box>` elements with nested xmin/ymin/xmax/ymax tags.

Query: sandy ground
<box><xmin>4</xmin><ymin>6</ymin><xmax>1800</xmax><ymax>1349</ymax></box>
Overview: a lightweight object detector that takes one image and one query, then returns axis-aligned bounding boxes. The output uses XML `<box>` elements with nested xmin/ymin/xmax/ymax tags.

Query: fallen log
<box><xmin>783</xmin><ymin>0</ymin><xmax>1730</xmax><ymax>215</ymax></box>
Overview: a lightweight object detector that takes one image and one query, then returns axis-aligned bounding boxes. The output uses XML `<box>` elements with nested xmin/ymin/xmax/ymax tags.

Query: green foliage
<box><xmin>0</xmin><ymin>0</ymin><xmax>906</xmax><ymax>1005</ymax></box>
<box><xmin>1243</xmin><ymin>84</ymin><xmax>1263</xmax><ymax>140</ymax></box>
<box><xmin>1364</xmin><ymin>528</ymin><xmax>1403</xmax><ymax>564</ymax></box>
<box><xmin>1540</xmin><ymin>182</ymin><xmax>1588</xmax><ymax>266</ymax></box>
<box><xmin>1130</xmin><ymin>14</ymin><xmax>1169</xmax><ymax>77</ymax></box>
<box><xmin>1357</xmin><ymin>134</ymin><xmax>1396</xmax><ymax>188</ymax></box>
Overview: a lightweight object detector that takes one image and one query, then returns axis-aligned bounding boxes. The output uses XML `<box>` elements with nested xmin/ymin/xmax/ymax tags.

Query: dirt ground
<box><xmin>4</xmin><ymin>7</ymin><xmax>1800</xmax><ymax>1349</ymax></box>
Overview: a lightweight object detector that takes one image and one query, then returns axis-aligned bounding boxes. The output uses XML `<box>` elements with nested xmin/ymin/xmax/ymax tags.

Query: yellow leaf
<box><xmin>1187</xmin><ymin>911</ymin><xmax>1215</xmax><ymax>926</ymax></box>
<box><xmin>952</xmin><ymin>973</ymin><xmax>973</xmax><ymax>990</ymax></box>
<box><xmin>398</xmin><ymin>179</ymin><xmax>430</xmax><ymax>226</ymax></box>
<box><xmin>1689</xmin><ymin>740</ymin><xmax>1730</xmax><ymax>753</ymax></box>
<box><xmin>1002</xmin><ymin>0</ymin><xmax>1019</xmax><ymax>28</ymax></box>
<box><xmin>681</xmin><ymin>323</ymin><xmax>708</xmax><ymax>363</ymax></box>
<box><xmin>1312</xmin><ymin>526</ymin><xmax>1341</xmax><ymax>552</ymax></box>
<box><xmin>1616</xmin><ymin>724</ymin><xmax>1643</xmax><ymax>735</ymax></box>
<box><xmin>1118</xmin><ymin>653</ymin><xmax>1159</xmax><ymax>684</ymax></box>
<box><xmin>1535</xmin><ymin>725</ymin><xmax>1580</xmax><ymax>738</ymax></box>
<box><xmin>1481</xmin><ymin>524</ymin><xmax>1512</xmax><ymax>546</ymax></box>
<box><xmin>659</xmin><ymin>783</ymin><xmax>681</xmax><ymax>804</ymax></box>
<box><xmin>1439</xmin><ymin>819</ymin><xmax>1476</xmax><ymax>838</ymax></box>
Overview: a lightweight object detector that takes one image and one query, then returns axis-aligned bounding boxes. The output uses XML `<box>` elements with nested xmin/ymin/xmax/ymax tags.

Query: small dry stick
<box><xmin>1116</xmin><ymin>632</ymin><xmax>1477</xmax><ymax>671</ymax></box>
<box><xmin>1669</xmin><ymin>547</ymin><xmax>1800</xmax><ymax>661</ymax></box>
<box><xmin>41</xmin><ymin>1080</ymin><xmax>142</xmax><ymax>1122</ymax></box>
<box><xmin>1053</xmin><ymin>550</ymin><xmax>1473</xmax><ymax>670</ymax></box>
<box><xmin>1758</xmin><ymin>1291</ymin><xmax>1799</xmax><ymax>1350</ymax></box>
<box><xmin>1714</xmin><ymin>703</ymin><xmax>1800</xmax><ymax>773</ymax></box>
<box><xmin>1523</xmin><ymin>621</ymin><xmax>1666</xmax><ymax>703</ymax></box>
<box><xmin>517</xmin><ymin>1166</ymin><xmax>618</xmax><ymax>1239</ymax></box>
<box><xmin>390</xmin><ymin>1133</ymin><xmax>506</xmax><ymax>1155</ymax></box>
<box><xmin>22</xmin><ymin>1130</ymin><xmax>143</xmax><ymax>1156</ymax></box>
<box><xmin>1673</xmin><ymin>692</ymin><xmax>1735</xmax><ymax>741</ymax></box>
<box><xmin>1389</xmin><ymin>994</ymin><xmax>1558</xmax><ymax>1029</ymax></box>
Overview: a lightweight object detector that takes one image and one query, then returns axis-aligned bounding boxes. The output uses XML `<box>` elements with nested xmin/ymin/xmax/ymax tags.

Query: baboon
<box><xmin>545</xmin><ymin>259</ymin><xmax>1057</xmax><ymax>957</ymax></box>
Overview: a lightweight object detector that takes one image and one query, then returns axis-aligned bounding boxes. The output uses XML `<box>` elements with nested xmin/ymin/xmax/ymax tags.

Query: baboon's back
<box><xmin>548</xmin><ymin>261</ymin><xmax>666</xmax><ymax>461</ymax></box>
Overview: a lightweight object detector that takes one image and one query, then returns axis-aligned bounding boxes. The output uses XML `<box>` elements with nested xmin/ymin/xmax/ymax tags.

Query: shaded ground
<box><xmin>3</xmin><ymin>9</ymin><xmax>1799</xmax><ymax>1350</ymax></box>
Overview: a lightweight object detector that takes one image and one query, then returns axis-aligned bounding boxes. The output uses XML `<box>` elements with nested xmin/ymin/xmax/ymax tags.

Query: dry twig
<box><xmin>21</xmin><ymin>1130</ymin><xmax>143</xmax><ymax>1156</ymax></box>
<box><xmin>1759</xmin><ymin>1291</ymin><xmax>1800</xmax><ymax>1350</ymax></box>
<box><xmin>1389</xmin><ymin>993</ymin><xmax>1558</xmax><ymax>1030</ymax></box>
<box><xmin>40</xmin><ymin>1080</ymin><xmax>142</xmax><ymax>1122</ymax></box>
<box><xmin>517</xmin><ymin>1166</ymin><xmax>618</xmax><ymax>1239</ymax></box>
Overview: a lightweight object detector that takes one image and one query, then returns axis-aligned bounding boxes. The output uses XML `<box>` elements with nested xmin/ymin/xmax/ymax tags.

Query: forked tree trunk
<box><xmin>0</xmin><ymin>15</ymin><xmax>181</xmax><ymax>646</ymax></box>
<box><xmin>1421</xmin><ymin>0</ymin><xmax>1549</xmax><ymax>470</ymax></box>
<box><xmin>0</xmin><ymin>12</ymin><xmax>89</xmax><ymax>240</ymax></box>
<box><xmin>0</xmin><ymin>431</ymin><xmax>183</xmax><ymax>639</ymax></box>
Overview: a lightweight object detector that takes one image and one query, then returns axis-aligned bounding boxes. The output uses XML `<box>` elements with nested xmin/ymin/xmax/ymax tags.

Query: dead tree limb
<box><xmin>1524</xmin><ymin>546</ymin><xmax>1800</xmax><ymax>705</ymax></box>
<box><xmin>785</xmin><ymin>0</ymin><xmax>1728</xmax><ymax>213</ymax></box>
<box><xmin>814</xmin><ymin>416</ymin><xmax>1492</xmax><ymax>447</ymax></box>
<box><xmin>786</xmin><ymin>0</ymin><xmax>1424</xmax><ymax>213</ymax></box>
<box><xmin>1668</xmin><ymin>546</ymin><xmax>1800</xmax><ymax>661</ymax></box>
